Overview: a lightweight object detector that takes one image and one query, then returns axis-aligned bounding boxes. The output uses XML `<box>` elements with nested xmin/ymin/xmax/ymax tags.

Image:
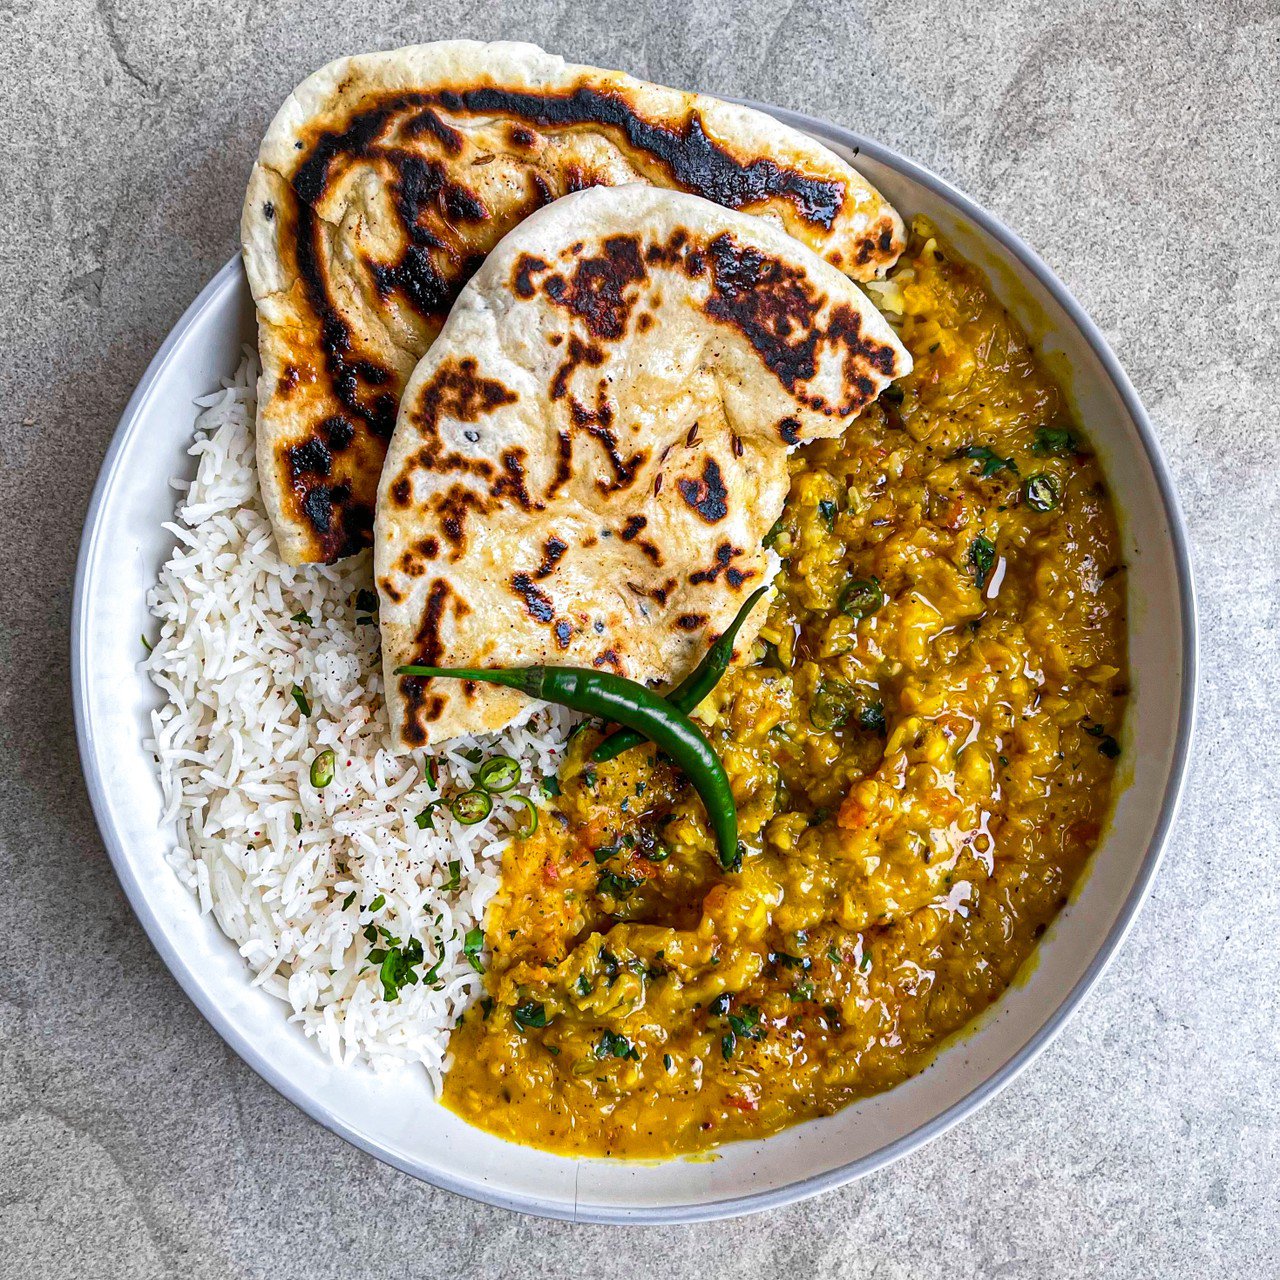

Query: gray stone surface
<box><xmin>1</xmin><ymin>0</ymin><xmax>1277</xmax><ymax>1274</ymax></box>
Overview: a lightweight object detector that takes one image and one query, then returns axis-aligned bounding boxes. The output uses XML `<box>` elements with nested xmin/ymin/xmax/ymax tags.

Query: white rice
<box><xmin>143</xmin><ymin>350</ymin><xmax>576</xmax><ymax>1089</ymax></box>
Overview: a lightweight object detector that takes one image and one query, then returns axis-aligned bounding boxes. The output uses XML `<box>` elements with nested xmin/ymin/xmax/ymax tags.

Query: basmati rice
<box><xmin>144</xmin><ymin>350</ymin><xmax>575</xmax><ymax>1090</ymax></box>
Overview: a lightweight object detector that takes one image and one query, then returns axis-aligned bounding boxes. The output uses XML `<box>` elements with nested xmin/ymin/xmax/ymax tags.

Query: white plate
<box><xmin>72</xmin><ymin>108</ymin><xmax>1196</xmax><ymax>1223</ymax></box>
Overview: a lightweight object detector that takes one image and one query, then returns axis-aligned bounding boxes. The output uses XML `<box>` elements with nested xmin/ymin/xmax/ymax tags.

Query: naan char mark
<box><xmin>242</xmin><ymin>40</ymin><xmax>906</xmax><ymax>564</ymax></box>
<box><xmin>375</xmin><ymin>185</ymin><xmax>911</xmax><ymax>749</ymax></box>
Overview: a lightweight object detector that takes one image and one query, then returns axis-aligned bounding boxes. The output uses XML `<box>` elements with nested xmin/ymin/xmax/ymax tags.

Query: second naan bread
<box><xmin>376</xmin><ymin>185</ymin><xmax>910</xmax><ymax>749</ymax></box>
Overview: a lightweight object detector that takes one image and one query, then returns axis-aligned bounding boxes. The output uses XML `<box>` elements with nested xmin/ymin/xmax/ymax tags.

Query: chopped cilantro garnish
<box><xmin>727</xmin><ymin>1006</ymin><xmax>764</xmax><ymax>1042</ymax></box>
<box><xmin>594</xmin><ymin>1030</ymin><xmax>638</xmax><ymax>1061</ymax></box>
<box><xmin>140</xmin><ymin>633</ymin><xmax>153</xmax><ymax>654</ymax></box>
<box><xmin>368</xmin><ymin>894</ymin><xmax>385</xmax><ymax>912</ymax></box>
<box><xmin>512</xmin><ymin>1000</ymin><xmax>548</xmax><ymax>1031</ymax></box>
<box><xmin>462</xmin><ymin>926</ymin><xmax>485</xmax><ymax>973</ymax></box>
<box><xmin>858</xmin><ymin>701</ymin><xmax>887</xmax><ymax>734</ymax></box>
<box><xmin>818</xmin><ymin>498</ymin><xmax>838</xmax><ymax>529</ymax></box>
<box><xmin>375</xmin><ymin>937</ymin><xmax>424</xmax><ymax>1002</ymax></box>
<box><xmin>1083</xmin><ymin>722</ymin><xmax>1121</xmax><ymax>757</ymax></box>
<box><xmin>341</xmin><ymin>891</ymin><xmax>356</xmax><ymax>911</ymax></box>
<box><xmin>597</xmin><ymin>869</ymin><xmax>640</xmax><ymax>900</ymax></box>
<box><xmin>290</xmin><ymin>685</ymin><xmax>311</xmax><ymax>717</ymax></box>
<box><xmin>968</xmin><ymin>536</ymin><xmax>997</xmax><ymax>592</ymax></box>
<box><xmin>354</xmin><ymin>589</ymin><xmax>378</xmax><ymax>614</ymax></box>
<box><xmin>290</xmin><ymin>610</ymin><xmax>313</xmax><ymax>626</ymax></box>
<box><xmin>445</xmin><ymin>859</ymin><xmax>461</xmax><ymax>891</ymax></box>
<box><xmin>415</xmin><ymin>801</ymin><xmax>444</xmax><ymax>831</ymax></box>
<box><xmin>952</xmin><ymin>444</ymin><xmax>1019</xmax><ymax>479</ymax></box>
<box><xmin>292</xmin><ymin>813</ymin><xmax>302</xmax><ymax>834</ymax></box>
<box><xmin>1032</xmin><ymin>426</ymin><xmax>1080</xmax><ymax>457</ymax></box>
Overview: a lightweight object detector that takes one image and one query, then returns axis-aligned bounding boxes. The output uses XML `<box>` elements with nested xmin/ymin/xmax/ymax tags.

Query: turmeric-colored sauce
<box><xmin>442</xmin><ymin>219</ymin><xmax>1127</xmax><ymax>1157</ymax></box>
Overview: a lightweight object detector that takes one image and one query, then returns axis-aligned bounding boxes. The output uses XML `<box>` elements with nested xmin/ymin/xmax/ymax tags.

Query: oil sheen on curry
<box><xmin>441</xmin><ymin>218</ymin><xmax>1127</xmax><ymax>1157</ymax></box>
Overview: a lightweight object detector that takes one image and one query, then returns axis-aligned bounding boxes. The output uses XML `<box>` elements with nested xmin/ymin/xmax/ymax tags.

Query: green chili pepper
<box><xmin>309</xmin><ymin>748</ymin><xmax>335</xmax><ymax>789</ymax></box>
<box><xmin>395</xmin><ymin>662</ymin><xmax>741</xmax><ymax>872</ymax></box>
<box><xmin>477</xmin><ymin>754</ymin><xmax>521</xmax><ymax>792</ymax></box>
<box><xmin>1023</xmin><ymin>473</ymin><xmax>1060</xmax><ymax>512</ymax></box>
<box><xmin>451</xmin><ymin>788</ymin><xmax>492</xmax><ymax>825</ymax></box>
<box><xmin>809</xmin><ymin>679</ymin><xmax>856</xmax><ymax>732</ymax></box>
<box><xmin>838</xmin><ymin>577</ymin><xmax>884</xmax><ymax>619</ymax></box>
<box><xmin>511</xmin><ymin>795</ymin><xmax>539</xmax><ymax>839</ymax></box>
<box><xmin>590</xmin><ymin>586</ymin><xmax>768</xmax><ymax>764</ymax></box>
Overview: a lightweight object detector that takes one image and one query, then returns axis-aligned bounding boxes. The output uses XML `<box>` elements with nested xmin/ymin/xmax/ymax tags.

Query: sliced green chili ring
<box><xmin>838</xmin><ymin>577</ymin><xmax>884</xmax><ymax>619</ymax></box>
<box><xmin>451</xmin><ymin>788</ymin><xmax>492</xmax><ymax>825</ymax></box>
<box><xmin>310</xmin><ymin>747</ymin><xmax>335</xmax><ymax>789</ymax></box>
<box><xmin>591</xmin><ymin>585</ymin><xmax>769</xmax><ymax>764</ymax></box>
<box><xmin>511</xmin><ymin>795</ymin><xmax>538</xmax><ymax>839</ymax></box>
<box><xmin>1023</xmin><ymin>472</ymin><xmax>1060</xmax><ymax>513</ymax></box>
<box><xmin>477</xmin><ymin>754</ymin><xmax>521</xmax><ymax>792</ymax></box>
<box><xmin>396</xmin><ymin>661</ymin><xmax>739</xmax><ymax>871</ymax></box>
<box><xmin>809</xmin><ymin>679</ymin><xmax>855</xmax><ymax>732</ymax></box>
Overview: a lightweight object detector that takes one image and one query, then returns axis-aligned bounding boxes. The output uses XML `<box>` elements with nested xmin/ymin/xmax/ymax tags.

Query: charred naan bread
<box><xmin>376</xmin><ymin>185</ymin><xmax>911</xmax><ymax>749</ymax></box>
<box><xmin>242</xmin><ymin>40</ymin><xmax>906</xmax><ymax>565</ymax></box>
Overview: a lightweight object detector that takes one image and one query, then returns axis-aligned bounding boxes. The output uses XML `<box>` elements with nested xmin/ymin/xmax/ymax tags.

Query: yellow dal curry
<box><xmin>443</xmin><ymin>218</ymin><xmax>1127</xmax><ymax>1157</ymax></box>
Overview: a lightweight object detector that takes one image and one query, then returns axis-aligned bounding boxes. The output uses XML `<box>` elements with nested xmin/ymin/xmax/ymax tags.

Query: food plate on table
<box><xmin>73</xmin><ymin>41</ymin><xmax>1195</xmax><ymax>1222</ymax></box>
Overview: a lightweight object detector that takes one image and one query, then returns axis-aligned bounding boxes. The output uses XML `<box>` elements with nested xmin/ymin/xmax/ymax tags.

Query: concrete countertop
<box><xmin>2</xmin><ymin>1</ymin><xmax>1277</xmax><ymax>1275</ymax></box>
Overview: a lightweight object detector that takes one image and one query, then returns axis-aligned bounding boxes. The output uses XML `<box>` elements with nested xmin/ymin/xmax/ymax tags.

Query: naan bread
<box><xmin>242</xmin><ymin>39</ymin><xmax>906</xmax><ymax>565</ymax></box>
<box><xmin>376</xmin><ymin>185</ymin><xmax>911</xmax><ymax>749</ymax></box>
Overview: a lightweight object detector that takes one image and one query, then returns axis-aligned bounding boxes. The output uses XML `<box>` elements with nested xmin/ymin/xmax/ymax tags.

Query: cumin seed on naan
<box><xmin>376</xmin><ymin>185</ymin><xmax>911</xmax><ymax>749</ymax></box>
<box><xmin>242</xmin><ymin>40</ymin><xmax>906</xmax><ymax>565</ymax></box>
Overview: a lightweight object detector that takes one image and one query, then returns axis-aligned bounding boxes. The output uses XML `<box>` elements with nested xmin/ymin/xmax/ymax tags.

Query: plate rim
<box><xmin>71</xmin><ymin>108</ymin><xmax>1198</xmax><ymax>1225</ymax></box>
